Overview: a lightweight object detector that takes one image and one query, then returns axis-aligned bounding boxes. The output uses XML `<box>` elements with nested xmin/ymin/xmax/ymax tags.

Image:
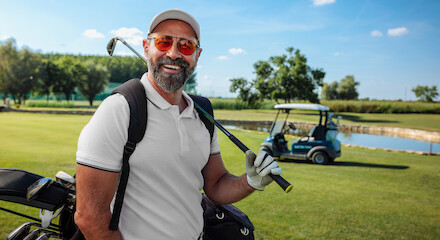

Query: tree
<box><xmin>321</xmin><ymin>81</ymin><xmax>338</xmax><ymax>100</ymax></box>
<box><xmin>77</xmin><ymin>61</ymin><xmax>110</xmax><ymax>106</ymax></box>
<box><xmin>253</xmin><ymin>47</ymin><xmax>325</xmax><ymax>103</ymax></box>
<box><xmin>229</xmin><ymin>77</ymin><xmax>260</xmax><ymax>108</ymax></box>
<box><xmin>36</xmin><ymin>59</ymin><xmax>58</xmax><ymax>101</ymax></box>
<box><xmin>52</xmin><ymin>56</ymin><xmax>86</xmax><ymax>101</ymax></box>
<box><xmin>184</xmin><ymin>72</ymin><xmax>197</xmax><ymax>94</ymax></box>
<box><xmin>321</xmin><ymin>75</ymin><xmax>359</xmax><ymax>100</ymax></box>
<box><xmin>412</xmin><ymin>85</ymin><xmax>438</xmax><ymax>102</ymax></box>
<box><xmin>337</xmin><ymin>75</ymin><xmax>359</xmax><ymax>100</ymax></box>
<box><xmin>8</xmin><ymin>48</ymin><xmax>43</xmax><ymax>104</ymax></box>
<box><xmin>0</xmin><ymin>40</ymin><xmax>43</xmax><ymax>105</ymax></box>
<box><xmin>0</xmin><ymin>38</ymin><xmax>19</xmax><ymax>103</ymax></box>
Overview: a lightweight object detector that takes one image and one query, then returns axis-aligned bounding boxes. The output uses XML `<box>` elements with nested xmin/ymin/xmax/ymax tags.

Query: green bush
<box><xmin>321</xmin><ymin>100</ymin><xmax>440</xmax><ymax>113</ymax></box>
<box><xmin>25</xmin><ymin>101</ymin><xmax>76</xmax><ymax>108</ymax></box>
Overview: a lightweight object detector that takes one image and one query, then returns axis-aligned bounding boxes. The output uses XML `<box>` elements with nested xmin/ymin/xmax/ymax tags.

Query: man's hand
<box><xmin>245</xmin><ymin>148</ymin><xmax>282</xmax><ymax>191</ymax></box>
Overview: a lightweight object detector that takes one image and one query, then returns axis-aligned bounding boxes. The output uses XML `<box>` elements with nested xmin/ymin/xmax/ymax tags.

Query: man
<box><xmin>75</xmin><ymin>9</ymin><xmax>281</xmax><ymax>240</ymax></box>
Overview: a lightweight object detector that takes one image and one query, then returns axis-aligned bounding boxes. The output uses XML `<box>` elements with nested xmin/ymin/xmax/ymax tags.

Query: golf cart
<box><xmin>261</xmin><ymin>103</ymin><xmax>341</xmax><ymax>164</ymax></box>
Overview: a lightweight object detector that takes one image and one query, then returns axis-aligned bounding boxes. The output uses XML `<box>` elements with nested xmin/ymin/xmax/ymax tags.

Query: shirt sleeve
<box><xmin>76</xmin><ymin>94</ymin><xmax>130</xmax><ymax>172</ymax></box>
<box><xmin>209</xmin><ymin>127</ymin><xmax>221</xmax><ymax>155</ymax></box>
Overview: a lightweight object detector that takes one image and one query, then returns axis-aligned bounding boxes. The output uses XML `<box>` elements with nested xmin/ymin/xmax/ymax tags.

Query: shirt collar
<box><xmin>140</xmin><ymin>73</ymin><xmax>196</xmax><ymax>119</ymax></box>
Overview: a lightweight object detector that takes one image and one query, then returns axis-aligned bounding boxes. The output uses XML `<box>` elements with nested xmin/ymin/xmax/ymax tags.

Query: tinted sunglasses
<box><xmin>147</xmin><ymin>35</ymin><xmax>200</xmax><ymax>55</ymax></box>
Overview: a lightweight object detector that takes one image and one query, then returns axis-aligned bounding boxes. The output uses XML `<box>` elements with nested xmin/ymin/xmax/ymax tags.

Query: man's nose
<box><xmin>166</xmin><ymin>41</ymin><xmax>181</xmax><ymax>60</ymax></box>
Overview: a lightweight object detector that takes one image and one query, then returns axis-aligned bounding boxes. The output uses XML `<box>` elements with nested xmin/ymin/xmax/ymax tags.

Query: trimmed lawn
<box><xmin>1</xmin><ymin>112</ymin><xmax>439</xmax><ymax>239</ymax></box>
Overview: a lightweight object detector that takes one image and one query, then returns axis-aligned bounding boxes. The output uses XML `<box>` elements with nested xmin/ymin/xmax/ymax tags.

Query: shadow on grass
<box><xmin>280</xmin><ymin>159</ymin><xmax>409</xmax><ymax>170</ymax></box>
<box><xmin>331</xmin><ymin>161</ymin><xmax>409</xmax><ymax>169</ymax></box>
<box><xmin>338</xmin><ymin>114</ymin><xmax>399</xmax><ymax>124</ymax></box>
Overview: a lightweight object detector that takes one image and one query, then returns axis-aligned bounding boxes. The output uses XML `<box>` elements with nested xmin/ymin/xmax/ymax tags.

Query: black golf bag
<box><xmin>0</xmin><ymin>168</ymin><xmax>84</xmax><ymax>240</ymax></box>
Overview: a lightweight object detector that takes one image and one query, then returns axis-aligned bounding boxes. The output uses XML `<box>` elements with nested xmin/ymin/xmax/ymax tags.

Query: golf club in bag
<box><xmin>0</xmin><ymin>168</ymin><xmax>84</xmax><ymax>240</ymax></box>
<box><xmin>107</xmin><ymin>36</ymin><xmax>293</xmax><ymax>193</ymax></box>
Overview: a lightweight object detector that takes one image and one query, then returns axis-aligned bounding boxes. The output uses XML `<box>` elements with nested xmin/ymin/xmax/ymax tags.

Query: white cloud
<box><xmin>217</xmin><ymin>56</ymin><xmax>229</xmax><ymax>60</ymax></box>
<box><xmin>110</xmin><ymin>27</ymin><xmax>144</xmax><ymax>46</ymax></box>
<box><xmin>82</xmin><ymin>29</ymin><xmax>105</xmax><ymax>38</ymax></box>
<box><xmin>387</xmin><ymin>27</ymin><xmax>409</xmax><ymax>37</ymax></box>
<box><xmin>312</xmin><ymin>0</ymin><xmax>336</xmax><ymax>6</ymax></box>
<box><xmin>110</xmin><ymin>27</ymin><xmax>143</xmax><ymax>37</ymax></box>
<box><xmin>125</xmin><ymin>36</ymin><xmax>144</xmax><ymax>46</ymax></box>
<box><xmin>370</xmin><ymin>30</ymin><xmax>383</xmax><ymax>37</ymax></box>
<box><xmin>333</xmin><ymin>52</ymin><xmax>341</xmax><ymax>56</ymax></box>
<box><xmin>229</xmin><ymin>48</ymin><xmax>246</xmax><ymax>55</ymax></box>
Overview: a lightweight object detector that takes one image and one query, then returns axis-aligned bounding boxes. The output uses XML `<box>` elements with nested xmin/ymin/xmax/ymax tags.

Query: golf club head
<box><xmin>6</xmin><ymin>222</ymin><xmax>39</xmax><ymax>240</ymax></box>
<box><xmin>22</xmin><ymin>228</ymin><xmax>59</xmax><ymax>240</ymax></box>
<box><xmin>107</xmin><ymin>37</ymin><xmax>117</xmax><ymax>56</ymax></box>
<box><xmin>35</xmin><ymin>232</ymin><xmax>62</xmax><ymax>240</ymax></box>
<box><xmin>22</xmin><ymin>229</ymin><xmax>41</xmax><ymax>240</ymax></box>
<box><xmin>27</xmin><ymin>177</ymin><xmax>54</xmax><ymax>201</ymax></box>
<box><xmin>55</xmin><ymin>171</ymin><xmax>75</xmax><ymax>188</ymax></box>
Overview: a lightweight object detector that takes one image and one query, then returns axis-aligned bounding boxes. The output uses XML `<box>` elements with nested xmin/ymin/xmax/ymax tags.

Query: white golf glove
<box><xmin>246</xmin><ymin>148</ymin><xmax>282</xmax><ymax>191</ymax></box>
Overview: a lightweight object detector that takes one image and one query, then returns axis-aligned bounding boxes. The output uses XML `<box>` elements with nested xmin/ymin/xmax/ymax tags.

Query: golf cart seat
<box><xmin>310</xmin><ymin>125</ymin><xmax>326</xmax><ymax>141</ymax></box>
<box><xmin>0</xmin><ymin>168</ymin><xmax>68</xmax><ymax>211</ymax></box>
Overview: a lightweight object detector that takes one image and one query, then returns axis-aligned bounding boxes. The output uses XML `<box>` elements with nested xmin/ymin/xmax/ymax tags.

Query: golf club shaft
<box><xmin>107</xmin><ymin>37</ymin><xmax>292</xmax><ymax>193</ymax></box>
<box><xmin>0</xmin><ymin>207</ymin><xmax>60</xmax><ymax>231</ymax></box>
<box><xmin>114</xmin><ymin>37</ymin><xmax>148</xmax><ymax>65</ymax></box>
<box><xmin>194</xmin><ymin>103</ymin><xmax>293</xmax><ymax>193</ymax></box>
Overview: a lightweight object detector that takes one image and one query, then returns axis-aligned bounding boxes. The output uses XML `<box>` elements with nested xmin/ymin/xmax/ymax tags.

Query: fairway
<box><xmin>1</xmin><ymin>112</ymin><xmax>439</xmax><ymax>239</ymax></box>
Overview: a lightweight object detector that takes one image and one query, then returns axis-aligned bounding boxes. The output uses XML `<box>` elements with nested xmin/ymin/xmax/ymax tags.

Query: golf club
<box><xmin>26</xmin><ymin>177</ymin><xmax>53</xmax><ymax>201</ymax></box>
<box><xmin>107</xmin><ymin>36</ymin><xmax>148</xmax><ymax>65</ymax></box>
<box><xmin>6</xmin><ymin>222</ymin><xmax>39</xmax><ymax>240</ymax></box>
<box><xmin>106</xmin><ymin>37</ymin><xmax>292</xmax><ymax>193</ymax></box>
<box><xmin>35</xmin><ymin>232</ymin><xmax>62</xmax><ymax>240</ymax></box>
<box><xmin>22</xmin><ymin>228</ymin><xmax>59</xmax><ymax>240</ymax></box>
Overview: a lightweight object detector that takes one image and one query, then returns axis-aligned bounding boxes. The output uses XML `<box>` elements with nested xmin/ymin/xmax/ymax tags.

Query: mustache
<box><xmin>156</xmin><ymin>57</ymin><xmax>189</xmax><ymax>69</ymax></box>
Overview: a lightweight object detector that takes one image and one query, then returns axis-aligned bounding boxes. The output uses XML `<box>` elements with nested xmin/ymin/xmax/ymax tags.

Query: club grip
<box><xmin>269</xmin><ymin>173</ymin><xmax>293</xmax><ymax>193</ymax></box>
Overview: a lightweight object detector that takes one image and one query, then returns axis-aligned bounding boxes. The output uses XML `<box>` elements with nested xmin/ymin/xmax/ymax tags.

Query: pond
<box><xmin>222</xmin><ymin>121</ymin><xmax>440</xmax><ymax>154</ymax></box>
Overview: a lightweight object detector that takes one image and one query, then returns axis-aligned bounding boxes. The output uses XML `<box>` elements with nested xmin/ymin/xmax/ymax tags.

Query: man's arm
<box><xmin>74</xmin><ymin>164</ymin><xmax>123</xmax><ymax>240</ymax></box>
<box><xmin>202</xmin><ymin>153</ymin><xmax>254</xmax><ymax>205</ymax></box>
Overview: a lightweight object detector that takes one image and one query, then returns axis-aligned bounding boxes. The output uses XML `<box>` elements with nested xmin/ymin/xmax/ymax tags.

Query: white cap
<box><xmin>149</xmin><ymin>9</ymin><xmax>200</xmax><ymax>44</ymax></box>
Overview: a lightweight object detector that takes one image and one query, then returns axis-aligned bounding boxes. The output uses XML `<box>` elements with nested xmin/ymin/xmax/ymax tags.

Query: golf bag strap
<box><xmin>109</xmin><ymin>78</ymin><xmax>147</xmax><ymax>230</ymax></box>
<box><xmin>189</xmin><ymin>94</ymin><xmax>214</xmax><ymax>141</ymax></box>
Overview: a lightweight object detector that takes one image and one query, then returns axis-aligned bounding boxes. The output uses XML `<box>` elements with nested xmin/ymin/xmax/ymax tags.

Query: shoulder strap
<box><xmin>109</xmin><ymin>78</ymin><xmax>147</xmax><ymax>230</ymax></box>
<box><xmin>112</xmin><ymin>78</ymin><xmax>147</xmax><ymax>143</ymax></box>
<box><xmin>189</xmin><ymin>94</ymin><xmax>214</xmax><ymax>141</ymax></box>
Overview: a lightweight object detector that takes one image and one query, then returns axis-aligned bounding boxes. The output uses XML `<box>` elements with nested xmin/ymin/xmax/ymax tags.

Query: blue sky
<box><xmin>1</xmin><ymin>0</ymin><xmax>439</xmax><ymax>100</ymax></box>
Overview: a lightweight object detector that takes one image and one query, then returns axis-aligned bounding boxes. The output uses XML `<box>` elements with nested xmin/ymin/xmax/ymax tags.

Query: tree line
<box><xmin>0</xmin><ymin>38</ymin><xmax>146</xmax><ymax>106</ymax></box>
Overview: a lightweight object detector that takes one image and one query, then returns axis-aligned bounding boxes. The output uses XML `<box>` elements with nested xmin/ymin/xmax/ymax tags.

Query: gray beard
<box><xmin>147</xmin><ymin>56</ymin><xmax>196</xmax><ymax>92</ymax></box>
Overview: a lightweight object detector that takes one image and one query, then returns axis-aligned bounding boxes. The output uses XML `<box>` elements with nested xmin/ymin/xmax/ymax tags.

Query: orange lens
<box><xmin>154</xmin><ymin>36</ymin><xmax>173</xmax><ymax>51</ymax></box>
<box><xmin>178</xmin><ymin>39</ymin><xmax>197</xmax><ymax>55</ymax></box>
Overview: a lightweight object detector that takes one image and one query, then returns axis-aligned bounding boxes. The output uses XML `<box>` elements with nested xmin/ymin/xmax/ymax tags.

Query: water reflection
<box><xmin>221</xmin><ymin>121</ymin><xmax>440</xmax><ymax>154</ymax></box>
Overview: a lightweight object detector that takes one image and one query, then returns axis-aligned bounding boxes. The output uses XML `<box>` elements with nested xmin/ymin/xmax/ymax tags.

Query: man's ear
<box><xmin>143</xmin><ymin>39</ymin><xmax>149</xmax><ymax>56</ymax></box>
<box><xmin>196</xmin><ymin>48</ymin><xmax>202</xmax><ymax>59</ymax></box>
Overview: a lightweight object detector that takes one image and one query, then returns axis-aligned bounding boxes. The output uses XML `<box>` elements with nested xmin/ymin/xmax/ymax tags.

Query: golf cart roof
<box><xmin>274</xmin><ymin>103</ymin><xmax>330</xmax><ymax>111</ymax></box>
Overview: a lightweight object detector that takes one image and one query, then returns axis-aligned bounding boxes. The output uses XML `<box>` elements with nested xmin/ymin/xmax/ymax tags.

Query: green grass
<box><xmin>1</xmin><ymin>112</ymin><xmax>440</xmax><ymax>239</ymax></box>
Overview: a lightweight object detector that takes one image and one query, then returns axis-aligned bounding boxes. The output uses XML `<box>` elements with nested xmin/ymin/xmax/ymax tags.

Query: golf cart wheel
<box><xmin>311</xmin><ymin>151</ymin><xmax>329</xmax><ymax>165</ymax></box>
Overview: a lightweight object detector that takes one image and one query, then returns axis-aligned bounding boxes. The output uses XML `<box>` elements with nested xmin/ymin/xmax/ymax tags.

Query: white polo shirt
<box><xmin>76</xmin><ymin>73</ymin><xmax>221</xmax><ymax>240</ymax></box>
